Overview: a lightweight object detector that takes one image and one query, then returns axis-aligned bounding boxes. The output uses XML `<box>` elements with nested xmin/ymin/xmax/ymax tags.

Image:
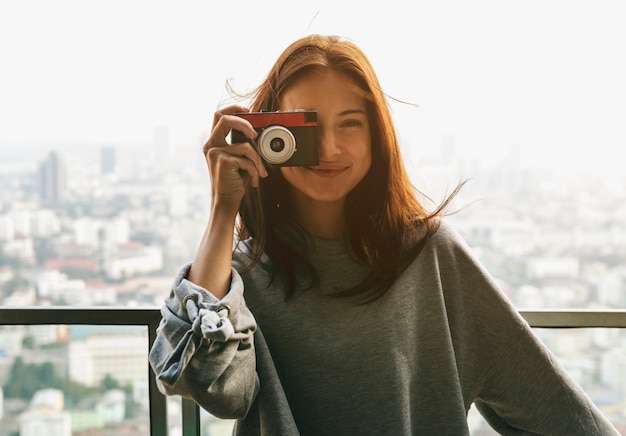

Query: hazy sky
<box><xmin>1</xmin><ymin>0</ymin><xmax>625</xmax><ymax>170</ymax></box>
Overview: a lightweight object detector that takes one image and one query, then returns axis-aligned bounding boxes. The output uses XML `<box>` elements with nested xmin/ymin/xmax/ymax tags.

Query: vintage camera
<box><xmin>231</xmin><ymin>110</ymin><xmax>319</xmax><ymax>166</ymax></box>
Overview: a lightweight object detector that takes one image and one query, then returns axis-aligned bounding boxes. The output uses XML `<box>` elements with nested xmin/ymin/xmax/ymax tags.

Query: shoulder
<box><xmin>414</xmin><ymin>218</ymin><xmax>490</xmax><ymax>283</ymax></box>
<box><xmin>408</xmin><ymin>220</ymin><xmax>519</xmax><ymax>322</ymax></box>
<box><xmin>424</xmin><ymin>219</ymin><xmax>472</xmax><ymax>256</ymax></box>
<box><xmin>430</xmin><ymin>218</ymin><xmax>460</xmax><ymax>241</ymax></box>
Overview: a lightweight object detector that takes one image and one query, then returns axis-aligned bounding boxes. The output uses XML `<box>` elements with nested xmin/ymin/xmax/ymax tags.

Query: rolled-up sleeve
<box><xmin>149</xmin><ymin>263</ymin><xmax>259</xmax><ymax>419</ymax></box>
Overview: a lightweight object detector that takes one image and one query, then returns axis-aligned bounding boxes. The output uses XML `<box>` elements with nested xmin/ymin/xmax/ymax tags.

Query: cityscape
<box><xmin>1</xmin><ymin>130</ymin><xmax>625</xmax><ymax>434</ymax></box>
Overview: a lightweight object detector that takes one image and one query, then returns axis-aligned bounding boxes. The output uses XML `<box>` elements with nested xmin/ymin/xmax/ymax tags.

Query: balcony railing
<box><xmin>2</xmin><ymin>307</ymin><xmax>625</xmax><ymax>435</ymax></box>
<box><xmin>0</xmin><ymin>307</ymin><xmax>198</xmax><ymax>436</ymax></box>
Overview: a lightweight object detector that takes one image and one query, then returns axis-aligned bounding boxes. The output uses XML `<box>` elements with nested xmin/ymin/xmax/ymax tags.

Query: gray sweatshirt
<box><xmin>149</xmin><ymin>220</ymin><xmax>619</xmax><ymax>435</ymax></box>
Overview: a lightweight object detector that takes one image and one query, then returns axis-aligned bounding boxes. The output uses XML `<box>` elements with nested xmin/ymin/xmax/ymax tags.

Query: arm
<box><xmin>433</xmin><ymin>222</ymin><xmax>619</xmax><ymax>435</ymax></box>
<box><xmin>149</xmin><ymin>105</ymin><xmax>268</xmax><ymax>418</ymax></box>
<box><xmin>189</xmin><ymin>104</ymin><xmax>267</xmax><ymax>299</ymax></box>
<box><xmin>474</xmin><ymin>325</ymin><xmax>619</xmax><ymax>435</ymax></box>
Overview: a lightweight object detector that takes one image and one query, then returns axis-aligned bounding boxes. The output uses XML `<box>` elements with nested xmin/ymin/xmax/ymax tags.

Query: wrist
<box><xmin>211</xmin><ymin>197</ymin><xmax>241</xmax><ymax>221</ymax></box>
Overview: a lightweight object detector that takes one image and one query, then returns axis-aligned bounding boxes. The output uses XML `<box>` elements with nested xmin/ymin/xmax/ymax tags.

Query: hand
<box><xmin>203</xmin><ymin>105</ymin><xmax>269</xmax><ymax>212</ymax></box>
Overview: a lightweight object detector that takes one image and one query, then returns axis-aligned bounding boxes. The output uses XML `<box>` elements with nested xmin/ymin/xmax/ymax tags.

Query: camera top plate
<box><xmin>233</xmin><ymin>110</ymin><xmax>317</xmax><ymax>128</ymax></box>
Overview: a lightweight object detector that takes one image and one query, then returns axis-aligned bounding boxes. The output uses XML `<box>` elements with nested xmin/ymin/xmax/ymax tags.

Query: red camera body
<box><xmin>231</xmin><ymin>111</ymin><xmax>319</xmax><ymax>167</ymax></box>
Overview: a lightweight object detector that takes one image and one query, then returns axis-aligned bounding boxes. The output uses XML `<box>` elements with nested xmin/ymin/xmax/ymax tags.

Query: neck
<box><xmin>291</xmin><ymin>198</ymin><xmax>346</xmax><ymax>240</ymax></box>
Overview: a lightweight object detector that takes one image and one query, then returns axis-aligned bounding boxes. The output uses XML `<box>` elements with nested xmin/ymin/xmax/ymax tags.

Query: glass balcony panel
<box><xmin>0</xmin><ymin>324</ymin><xmax>159</xmax><ymax>435</ymax></box>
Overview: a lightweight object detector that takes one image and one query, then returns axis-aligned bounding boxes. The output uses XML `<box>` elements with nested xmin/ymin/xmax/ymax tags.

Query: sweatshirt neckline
<box><xmin>307</xmin><ymin>234</ymin><xmax>351</xmax><ymax>256</ymax></box>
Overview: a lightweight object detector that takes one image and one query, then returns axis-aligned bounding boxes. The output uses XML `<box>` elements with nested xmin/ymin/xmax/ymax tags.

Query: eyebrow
<box><xmin>338</xmin><ymin>109</ymin><xmax>367</xmax><ymax>117</ymax></box>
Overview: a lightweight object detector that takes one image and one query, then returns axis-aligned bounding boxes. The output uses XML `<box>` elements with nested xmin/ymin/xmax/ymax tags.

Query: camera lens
<box><xmin>258</xmin><ymin>126</ymin><xmax>296</xmax><ymax>165</ymax></box>
<box><xmin>270</xmin><ymin>138</ymin><xmax>285</xmax><ymax>152</ymax></box>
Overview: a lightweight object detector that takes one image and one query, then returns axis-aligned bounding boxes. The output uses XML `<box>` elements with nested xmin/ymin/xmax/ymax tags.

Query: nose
<box><xmin>318</xmin><ymin>128</ymin><xmax>340</xmax><ymax>161</ymax></box>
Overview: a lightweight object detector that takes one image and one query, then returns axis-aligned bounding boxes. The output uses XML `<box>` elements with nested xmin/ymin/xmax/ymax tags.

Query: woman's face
<box><xmin>279</xmin><ymin>71</ymin><xmax>372</xmax><ymax>211</ymax></box>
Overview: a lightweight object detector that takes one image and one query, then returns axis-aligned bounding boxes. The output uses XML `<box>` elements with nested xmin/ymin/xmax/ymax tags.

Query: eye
<box><xmin>341</xmin><ymin>119</ymin><xmax>363</xmax><ymax>128</ymax></box>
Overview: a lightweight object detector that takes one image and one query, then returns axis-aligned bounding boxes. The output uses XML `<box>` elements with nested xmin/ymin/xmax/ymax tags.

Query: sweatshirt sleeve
<box><xmin>148</xmin><ymin>262</ymin><xmax>259</xmax><ymax>419</ymax></box>
<box><xmin>474</xmin><ymin>323</ymin><xmax>620</xmax><ymax>435</ymax></box>
<box><xmin>433</xmin><ymin>222</ymin><xmax>619</xmax><ymax>435</ymax></box>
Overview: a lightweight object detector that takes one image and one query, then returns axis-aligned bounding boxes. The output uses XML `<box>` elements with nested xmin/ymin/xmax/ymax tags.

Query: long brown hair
<box><xmin>236</xmin><ymin>34</ymin><xmax>460</xmax><ymax>300</ymax></box>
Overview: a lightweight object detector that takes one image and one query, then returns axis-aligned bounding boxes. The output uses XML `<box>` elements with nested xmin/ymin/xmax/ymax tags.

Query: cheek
<box><xmin>359</xmin><ymin>142</ymin><xmax>372</xmax><ymax>172</ymax></box>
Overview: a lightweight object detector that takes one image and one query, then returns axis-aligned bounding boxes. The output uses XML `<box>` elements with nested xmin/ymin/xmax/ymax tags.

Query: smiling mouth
<box><xmin>306</xmin><ymin>166</ymin><xmax>347</xmax><ymax>177</ymax></box>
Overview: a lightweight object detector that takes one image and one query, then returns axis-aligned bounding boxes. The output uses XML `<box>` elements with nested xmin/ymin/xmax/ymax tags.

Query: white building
<box><xmin>526</xmin><ymin>256</ymin><xmax>580</xmax><ymax>280</ymax></box>
<box><xmin>68</xmin><ymin>330</ymin><xmax>148</xmax><ymax>388</ymax></box>
<box><xmin>73</xmin><ymin>217</ymin><xmax>130</xmax><ymax>248</ymax></box>
<box><xmin>0</xmin><ymin>327</ymin><xmax>24</xmax><ymax>357</ymax></box>
<box><xmin>597</xmin><ymin>269</ymin><xmax>626</xmax><ymax>307</ymax></box>
<box><xmin>2</xmin><ymin>236</ymin><xmax>35</xmax><ymax>264</ymax></box>
<box><xmin>600</xmin><ymin>346</ymin><xmax>626</xmax><ymax>407</ymax></box>
<box><xmin>36</xmin><ymin>270</ymin><xmax>89</xmax><ymax>305</ymax></box>
<box><xmin>104</xmin><ymin>245</ymin><xmax>163</xmax><ymax>280</ymax></box>
<box><xmin>20</xmin><ymin>389</ymin><xmax>71</xmax><ymax>436</ymax></box>
<box><xmin>0</xmin><ymin>214</ymin><xmax>15</xmax><ymax>241</ymax></box>
<box><xmin>169</xmin><ymin>184</ymin><xmax>189</xmax><ymax>217</ymax></box>
<box><xmin>102</xmin><ymin>389</ymin><xmax>126</xmax><ymax>423</ymax></box>
<box><xmin>0</xmin><ymin>208</ymin><xmax>61</xmax><ymax>242</ymax></box>
<box><xmin>10</xmin><ymin>209</ymin><xmax>33</xmax><ymax>236</ymax></box>
<box><xmin>20</xmin><ymin>410</ymin><xmax>72</xmax><ymax>436</ymax></box>
<box><xmin>2</xmin><ymin>287</ymin><xmax>36</xmax><ymax>306</ymax></box>
<box><xmin>90</xmin><ymin>285</ymin><xmax>118</xmax><ymax>305</ymax></box>
<box><xmin>27</xmin><ymin>325</ymin><xmax>63</xmax><ymax>347</ymax></box>
<box><xmin>31</xmin><ymin>208</ymin><xmax>62</xmax><ymax>237</ymax></box>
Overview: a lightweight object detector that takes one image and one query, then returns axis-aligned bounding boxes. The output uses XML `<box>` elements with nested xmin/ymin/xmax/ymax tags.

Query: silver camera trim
<box><xmin>257</xmin><ymin>125</ymin><xmax>297</xmax><ymax>165</ymax></box>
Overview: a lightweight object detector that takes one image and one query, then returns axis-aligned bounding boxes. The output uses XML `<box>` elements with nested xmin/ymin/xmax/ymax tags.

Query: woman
<box><xmin>149</xmin><ymin>35</ymin><xmax>618</xmax><ymax>435</ymax></box>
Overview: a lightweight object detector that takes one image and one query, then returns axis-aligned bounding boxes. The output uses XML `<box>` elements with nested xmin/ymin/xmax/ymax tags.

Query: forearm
<box><xmin>189</xmin><ymin>201</ymin><xmax>238</xmax><ymax>300</ymax></box>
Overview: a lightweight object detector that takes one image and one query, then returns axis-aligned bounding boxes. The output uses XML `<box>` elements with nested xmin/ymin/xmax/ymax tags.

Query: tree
<box><xmin>22</xmin><ymin>335</ymin><xmax>35</xmax><ymax>349</ymax></box>
<box><xmin>101</xmin><ymin>373</ymin><xmax>120</xmax><ymax>391</ymax></box>
<box><xmin>3</xmin><ymin>357</ymin><xmax>41</xmax><ymax>399</ymax></box>
<box><xmin>2</xmin><ymin>357</ymin><xmax>94</xmax><ymax>403</ymax></box>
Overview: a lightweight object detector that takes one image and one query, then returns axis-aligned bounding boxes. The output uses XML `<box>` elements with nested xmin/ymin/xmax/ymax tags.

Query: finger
<box><xmin>208</xmin><ymin>147</ymin><xmax>264</xmax><ymax>188</ymax></box>
<box><xmin>216</xmin><ymin>141</ymin><xmax>268</xmax><ymax>179</ymax></box>
<box><xmin>204</xmin><ymin>112</ymin><xmax>258</xmax><ymax>154</ymax></box>
<box><xmin>212</xmin><ymin>104</ymin><xmax>250</xmax><ymax>129</ymax></box>
<box><xmin>213</xmin><ymin>105</ymin><xmax>258</xmax><ymax>142</ymax></box>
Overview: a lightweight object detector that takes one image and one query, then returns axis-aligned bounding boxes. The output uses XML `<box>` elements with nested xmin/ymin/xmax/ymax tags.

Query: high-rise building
<box><xmin>100</xmin><ymin>146</ymin><xmax>117</xmax><ymax>174</ymax></box>
<box><xmin>38</xmin><ymin>151</ymin><xmax>66</xmax><ymax>207</ymax></box>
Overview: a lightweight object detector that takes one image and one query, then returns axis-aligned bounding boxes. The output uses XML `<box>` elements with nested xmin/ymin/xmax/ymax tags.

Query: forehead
<box><xmin>279</xmin><ymin>71</ymin><xmax>369</xmax><ymax>111</ymax></box>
